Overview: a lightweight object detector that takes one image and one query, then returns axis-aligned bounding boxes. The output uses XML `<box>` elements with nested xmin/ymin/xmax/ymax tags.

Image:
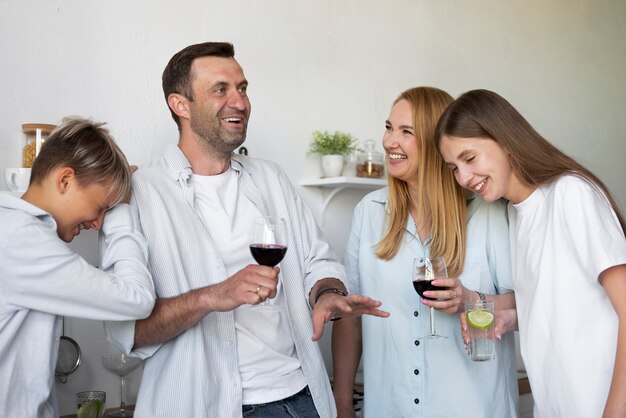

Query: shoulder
<box><xmin>355</xmin><ymin>187</ymin><xmax>388</xmax><ymax>211</ymax></box>
<box><xmin>547</xmin><ymin>174</ymin><xmax>608</xmax><ymax>207</ymax></box>
<box><xmin>467</xmin><ymin>195</ymin><xmax>507</xmax><ymax>222</ymax></box>
<box><xmin>233</xmin><ymin>154</ymin><xmax>285</xmax><ymax>176</ymax></box>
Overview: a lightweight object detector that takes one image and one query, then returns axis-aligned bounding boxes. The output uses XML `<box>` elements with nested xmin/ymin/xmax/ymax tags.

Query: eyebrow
<box><xmin>385</xmin><ymin>120</ymin><xmax>414</xmax><ymax>130</ymax></box>
<box><xmin>456</xmin><ymin>149</ymin><xmax>473</xmax><ymax>160</ymax></box>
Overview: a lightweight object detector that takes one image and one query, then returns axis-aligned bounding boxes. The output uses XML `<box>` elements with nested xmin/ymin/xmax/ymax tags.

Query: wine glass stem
<box><xmin>120</xmin><ymin>375</ymin><xmax>127</xmax><ymax>410</ymax></box>
<box><xmin>429</xmin><ymin>307</ymin><xmax>436</xmax><ymax>335</ymax></box>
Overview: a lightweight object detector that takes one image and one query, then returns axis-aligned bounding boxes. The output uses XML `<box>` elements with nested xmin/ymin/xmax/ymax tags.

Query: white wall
<box><xmin>1</xmin><ymin>0</ymin><xmax>624</xmax><ymax>415</ymax></box>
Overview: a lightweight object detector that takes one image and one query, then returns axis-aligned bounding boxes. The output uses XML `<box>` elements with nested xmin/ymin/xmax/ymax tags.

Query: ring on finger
<box><xmin>255</xmin><ymin>285</ymin><xmax>262</xmax><ymax>294</ymax></box>
<box><xmin>451</xmin><ymin>289</ymin><xmax>457</xmax><ymax>299</ymax></box>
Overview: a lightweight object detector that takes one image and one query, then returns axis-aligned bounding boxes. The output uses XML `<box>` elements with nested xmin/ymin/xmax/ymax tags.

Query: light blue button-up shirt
<box><xmin>0</xmin><ymin>194</ymin><xmax>154</xmax><ymax>418</ymax></box>
<box><xmin>104</xmin><ymin>145</ymin><xmax>346</xmax><ymax>418</ymax></box>
<box><xmin>344</xmin><ymin>188</ymin><xmax>518</xmax><ymax>418</ymax></box>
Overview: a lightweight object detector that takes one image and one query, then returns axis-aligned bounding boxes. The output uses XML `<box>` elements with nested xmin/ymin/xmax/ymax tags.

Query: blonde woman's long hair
<box><xmin>376</xmin><ymin>87</ymin><xmax>467</xmax><ymax>278</ymax></box>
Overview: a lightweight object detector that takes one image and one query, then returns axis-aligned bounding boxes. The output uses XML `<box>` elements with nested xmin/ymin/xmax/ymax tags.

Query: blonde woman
<box><xmin>332</xmin><ymin>87</ymin><xmax>518</xmax><ymax>417</ymax></box>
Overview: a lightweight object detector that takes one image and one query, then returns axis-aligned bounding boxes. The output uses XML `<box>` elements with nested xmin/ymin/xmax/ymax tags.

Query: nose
<box><xmin>227</xmin><ymin>90</ymin><xmax>248</xmax><ymax>112</ymax></box>
<box><xmin>455</xmin><ymin>166</ymin><xmax>473</xmax><ymax>187</ymax></box>
<box><xmin>382</xmin><ymin>131</ymin><xmax>397</xmax><ymax>151</ymax></box>
<box><xmin>83</xmin><ymin>211</ymin><xmax>106</xmax><ymax>231</ymax></box>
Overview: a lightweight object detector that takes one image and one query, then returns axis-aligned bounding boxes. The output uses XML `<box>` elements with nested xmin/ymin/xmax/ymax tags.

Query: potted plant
<box><xmin>308</xmin><ymin>130</ymin><xmax>361</xmax><ymax>177</ymax></box>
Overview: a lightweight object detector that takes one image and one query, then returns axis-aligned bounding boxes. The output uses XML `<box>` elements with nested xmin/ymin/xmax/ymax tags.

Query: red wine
<box><xmin>250</xmin><ymin>244</ymin><xmax>287</xmax><ymax>267</ymax></box>
<box><xmin>413</xmin><ymin>279</ymin><xmax>446</xmax><ymax>300</ymax></box>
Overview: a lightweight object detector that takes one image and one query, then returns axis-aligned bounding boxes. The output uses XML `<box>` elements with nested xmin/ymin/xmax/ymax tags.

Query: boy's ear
<box><xmin>56</xmin><ymin>167</ymin><xmax>76</xmax><ymax>194</ymax></box>
<box><xmin>167</xmin><ymin>93</ymin><xmax>191</xmax><ymax>121</ymax></box>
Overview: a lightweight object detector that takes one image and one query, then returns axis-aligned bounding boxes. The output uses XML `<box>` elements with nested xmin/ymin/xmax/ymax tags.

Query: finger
<box><xmin>311</xmin><ymin>310</ymin><xmax>330</xmax><ymax>341</ymax></box>
<box><xmin>349</xmin><ymin>307</ymin><xmax>390</xmax><ymax>318</ymax></box>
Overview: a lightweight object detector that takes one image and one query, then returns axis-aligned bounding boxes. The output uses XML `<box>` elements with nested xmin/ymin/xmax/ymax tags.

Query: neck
<box><xmin>21</xmin><ymin>183</ymin><xmax>54</xmax><ymax>214</ymax></box>
<box><xmin>178</xmin><ymin>135</ymin><xmax>231</xmax><ymax>176</ymax></box>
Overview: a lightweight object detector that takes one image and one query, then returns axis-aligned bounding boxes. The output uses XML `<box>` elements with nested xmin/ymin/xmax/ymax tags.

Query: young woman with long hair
<box><xmin>436</xmin><ymin>89</ymin><xmax>626</xmax><ymax>417</ymax></box>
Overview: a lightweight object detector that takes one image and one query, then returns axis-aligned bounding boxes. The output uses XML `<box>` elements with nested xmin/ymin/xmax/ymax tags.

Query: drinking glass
<box><xmin>76</xmin><ymin>391</ymin><xmax>106</xmax><ymax>418</ymax></box>
<box><xmin>464</xmin><ymin>300</ymin><xmax>496</xmax><ymax>361</ymax></box>
<box><xmin>413</xmin><ymin>256</ymin><xmax>448</xmax><ymax>339</ymax></box>
<box><xmin>102</xmin><ymin>349</ymin><xmax>142</xmax><ymax>417</ymax></box>
<box><xmin>249</xmin><ymin>216</ymin><xmax>288</xmax><ymax>306</ymax></box>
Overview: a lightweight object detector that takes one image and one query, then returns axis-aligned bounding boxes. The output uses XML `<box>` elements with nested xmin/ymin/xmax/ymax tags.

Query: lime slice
<box><xmin>77</xmin><ymin>400</ymin><xmax>102</xmax><ymax>418</ymax></box>
<box><xmin>467</xmin><ymin>310</ymin><xmax>494</xmax><ymax>329</ymax></box>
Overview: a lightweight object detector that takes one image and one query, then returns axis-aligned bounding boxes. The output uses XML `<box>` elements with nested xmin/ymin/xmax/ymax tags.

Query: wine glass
<box><xmin>102</xmin><ymin>348</ymin><xmax>142</xmax><ymax>417</ymax></box>
<box><xmin>413</xmin><ymin>256</ymin><xmax>448</xmax><ymax>339</ymax></box>
<box><xmin>249</xmin><ymin>216</ymin><xmax>288</xmax><ymax>306</ymax></box>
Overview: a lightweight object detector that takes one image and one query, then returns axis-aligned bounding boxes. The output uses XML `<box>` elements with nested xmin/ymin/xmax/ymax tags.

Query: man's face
<box><xmin>187</xmin><ymin>56</ymin><xmax>251</xmax><ymax>155</ymax></box>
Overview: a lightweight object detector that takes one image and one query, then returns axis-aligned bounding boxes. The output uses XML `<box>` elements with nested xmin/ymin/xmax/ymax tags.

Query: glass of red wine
<box><xmin>249</xmin><ymin>216</ymin><xmax>288</xmax><ymax>306</ymax></box>
<box><xmin>413</xmin><ymin>256</ymin><xmax>448</xmax><ymax>339</ymax></box>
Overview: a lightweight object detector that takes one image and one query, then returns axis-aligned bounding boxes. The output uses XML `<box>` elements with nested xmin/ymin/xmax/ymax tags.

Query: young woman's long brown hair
<box><xmin>434</xmin><ymin>89</ymin><xmax>626</xmax><ymax>233</ymax></box>
<box><xmin>376</xmin><ymin>87</ymin><xmax>467</xmax><ymax>278</ymax></box>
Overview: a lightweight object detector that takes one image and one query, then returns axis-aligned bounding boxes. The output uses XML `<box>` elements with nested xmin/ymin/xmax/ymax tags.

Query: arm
<box><xmin>332</xmin><ymin>316</ymin><xmax>362</xmax><ymax>418</ymax></box>
<box><xmin>600</xmin><ymin>264</ymin><xmax>626</xmax><ymax>417</ymax></box>
<box><xmin>133</xmin><ymin>264</ymin><xmax>279</xmax><ymax>348</ymax></box>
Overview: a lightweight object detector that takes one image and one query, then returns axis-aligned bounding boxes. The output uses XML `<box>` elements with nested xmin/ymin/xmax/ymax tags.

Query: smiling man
<box><xmin>103</xmin><ymin>42</ymin><xmax>389</xmax><ymax>418</ymax></box>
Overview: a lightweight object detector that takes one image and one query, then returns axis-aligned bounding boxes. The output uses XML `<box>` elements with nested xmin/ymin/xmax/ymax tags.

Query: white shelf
<box><xmin>299</xmin><ymin>176</ymin><xmax>386</xmax><ymax>223</ymax></box>
<box><xmin>299</xmin><ymin>176</ymin><xmax>386</xmax><ymax>189</ymax></box>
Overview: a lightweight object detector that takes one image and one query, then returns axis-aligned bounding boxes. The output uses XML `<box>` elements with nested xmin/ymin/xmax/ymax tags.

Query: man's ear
<box><xmin>56</xmin><ymin>167</ymin><xmax>76</xmax><ymax>194</ymax></box>
<box><xmin>167</xmin><ymin>93</ymin><xmax>191</xmax><ymax>121</ymax></box>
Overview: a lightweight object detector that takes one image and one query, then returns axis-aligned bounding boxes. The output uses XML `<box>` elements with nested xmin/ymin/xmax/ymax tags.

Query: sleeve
<box><xmin>0</xmin><ymin>204</ymin><xmax>155</xmax><ymax>320</ymax></box>
<box><xmin>276</xmin><ymin>169</ymin><xmax>348</xmax><ymax>301</ymax></box>
<box><xmin>342</xmin><ymin>200</ymin><xmax>366</xmax><ymax>295</ymax></box>
<box><xmin>485</xmin><ymin>199</ymin><xmax>514</xmax><ymax>294</ymax></box>
<box><xmin>102</xmin><ymin>197</ymin><xmax>160</xmax><ymax>358</ymax></box>
<box><xmin>557</xmin><ymin>177</ymin><xmax>626</xmax><ymax>282</ymax></box>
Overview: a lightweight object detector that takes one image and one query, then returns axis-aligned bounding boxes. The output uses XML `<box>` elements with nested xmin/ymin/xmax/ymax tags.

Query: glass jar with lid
<box><xmin>356</xmin><ymin>139</ymin><xmax>384</xmax><ymax>178</ymax></box>
<box><xmin>22</xmin><ymin>123</ymin><xmax>56</xmax><ymax>168</ymax></box>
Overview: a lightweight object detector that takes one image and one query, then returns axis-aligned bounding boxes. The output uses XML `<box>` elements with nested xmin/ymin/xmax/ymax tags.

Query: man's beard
<box><xmin>190</xmin><ymin>111</ymin><xmax>248</xmax><ymax>157</ymax></box>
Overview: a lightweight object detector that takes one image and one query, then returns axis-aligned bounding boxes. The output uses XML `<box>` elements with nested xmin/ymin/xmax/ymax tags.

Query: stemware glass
<box><xmin>249</xmin><ymin>216</ymin><xmax>288</xmax><ymax>306</ymax></box>
<box><xmin>413</xmin><ymin>256</ymin><xmax>448</xmax><ymax>339</ymax></box>
<box><xmin>102</xmin><ymin>348</ymin><xmax>142</xmax><ymax>417</ymax></box>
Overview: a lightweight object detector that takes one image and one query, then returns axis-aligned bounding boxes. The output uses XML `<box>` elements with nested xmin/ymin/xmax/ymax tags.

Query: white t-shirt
<box><xmin>509</xmin><ymin>174</ymin><xmax>626</xmax><ymax>417</ymax></box>
<box><xmin>191</xmin><ymin>168</ymin><xmax>306</xmax><ymax>404</ymax></box>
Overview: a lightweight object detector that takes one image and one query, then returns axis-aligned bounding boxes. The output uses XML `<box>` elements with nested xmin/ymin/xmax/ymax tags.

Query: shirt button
<box><xmin>414</xmin><ymin>369</ymin><xmax>419</xmax><ymax>375</ymax></box>
<box><xmin>414</xmin><ymin>340</ymin><xmax>420</xmax><ymax>346</ymax></box>
<box><xmin>413</xmin><ymin>311</ymin><xmax>419</xmax><ymax>317</ymax></box>
<box><xmin>414</xmin><ymin>398</ymin><xmax>420</xmax><ymax>404</ymax></box>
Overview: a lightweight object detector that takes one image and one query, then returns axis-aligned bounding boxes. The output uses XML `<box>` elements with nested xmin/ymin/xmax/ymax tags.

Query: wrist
<box><xmin>314</xmin><ymin>287</ymin><xmax>348</xmax><ymax>304</ymax></box>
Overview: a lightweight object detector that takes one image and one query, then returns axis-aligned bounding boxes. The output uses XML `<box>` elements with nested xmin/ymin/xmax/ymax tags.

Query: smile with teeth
<box><xmin>388</xmin><ymin>153</ymin><xmax>406</xmax><ymax>160</ymax></box>
<box><xmin>473</xmin><ymin>178</ymin><xmax>487</xmax><ymax>192</ymax></box>
<box><xmin>223</xmin><ymin>117</ymin><xmax>242</xmax><ymax>123</ymax></box>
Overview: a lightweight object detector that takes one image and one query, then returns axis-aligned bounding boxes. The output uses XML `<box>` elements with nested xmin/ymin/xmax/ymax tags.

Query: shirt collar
<box><xmin>162</xmin><ymin>144</ymin><xmax>248</xmax><ymax>186</ymax></box>
<box><xmin>0</xmin><ymin>193</ymin><xmax>56</xmax><ymax>227</ymax></box>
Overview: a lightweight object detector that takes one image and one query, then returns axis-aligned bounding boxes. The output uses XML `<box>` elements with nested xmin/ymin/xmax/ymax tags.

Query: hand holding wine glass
<box><xmin>413</xmin><ymin>256</ymin><xmax>449</xmax><ymax>339</ymax></box>
<box><xmin>249</xmin><ymin>216</ymin><xmax>288</xmax><ymax>306</ymax></box>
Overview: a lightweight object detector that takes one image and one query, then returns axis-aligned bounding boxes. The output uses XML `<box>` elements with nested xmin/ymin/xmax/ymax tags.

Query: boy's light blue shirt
<box><xmin>344</xmin><ymin>187</ymin><xmax>519</xmax><ymax>418</ymax></box>
<box><xmin>0</xmin><ymin>194</ymin><xmax>154</xmax><ymax>418</ymax></box>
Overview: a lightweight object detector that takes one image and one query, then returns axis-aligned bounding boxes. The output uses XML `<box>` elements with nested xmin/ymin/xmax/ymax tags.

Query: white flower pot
<box><xmin>321</xmin><ymin>155</ymin><xmax>344</xmax><ymax>177</ymax></box>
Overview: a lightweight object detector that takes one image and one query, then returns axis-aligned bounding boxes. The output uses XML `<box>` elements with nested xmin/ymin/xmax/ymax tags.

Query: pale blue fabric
<box><xmin>104</xmin><ymin>144</ymin><xmax>346</xmax><ymax>418</ymax></box>
<box><xmin>0</xmin><ymin>195</ymin><xmax>154</xmax><ymax>418</ymax></box>
<box><xmin>344</xmin><ymin>188</ymin><xmax>519</xmax><ymax>418</ymax></box>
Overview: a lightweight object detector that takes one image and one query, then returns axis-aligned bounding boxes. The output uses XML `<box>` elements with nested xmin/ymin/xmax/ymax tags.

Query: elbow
<box><xmin>134</xmin><ymin>290</ymin><xmax>156</xmax><ymax>319</ymax></box>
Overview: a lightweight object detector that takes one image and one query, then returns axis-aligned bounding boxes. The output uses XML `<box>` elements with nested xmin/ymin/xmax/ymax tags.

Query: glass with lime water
<box><xmin>76</xmin><ymin>391</ymin><xmax>105</xmax><ymax>418</ymax></box>
<box><xmin>464</xmin><ymin>300</ymin><xmax>495</xmax><ymax>361</ymax></box>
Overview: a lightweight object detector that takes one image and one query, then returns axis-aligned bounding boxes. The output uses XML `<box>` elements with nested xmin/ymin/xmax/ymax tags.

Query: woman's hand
<box><xmin>459</xmin><ymin>307</ymin><xmax>518</xmax><ymax>352</ymax></box>
<box><xmin>421</xmin><ymin>277</ymin><xmax>466</xmax><ymax>314</ymax></box>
